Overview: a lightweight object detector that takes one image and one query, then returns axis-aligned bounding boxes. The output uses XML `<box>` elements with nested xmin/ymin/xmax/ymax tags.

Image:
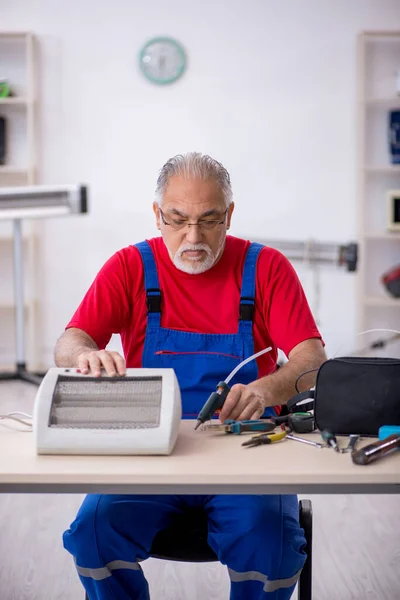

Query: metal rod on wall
<box><xmin>249</xmin><ymin>237</ymin><xmax>358</xmax><ymax>271</ymax></box>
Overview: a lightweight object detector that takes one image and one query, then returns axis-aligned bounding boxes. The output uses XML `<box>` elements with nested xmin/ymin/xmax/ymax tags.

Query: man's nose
<box><xmin>185</xmin><ymin>223</ymin><xmax>203</xmax><ymax>244</ymax></box>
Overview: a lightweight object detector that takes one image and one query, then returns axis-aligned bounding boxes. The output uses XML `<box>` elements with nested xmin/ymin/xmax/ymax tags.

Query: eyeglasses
<box><xmin>159</xmin><ymin>208</ymin><xmax>229</xmax><ymax>231</ymax></box>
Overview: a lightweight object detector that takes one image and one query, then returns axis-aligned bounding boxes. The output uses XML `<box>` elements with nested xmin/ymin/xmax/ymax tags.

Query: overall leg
<box><xmin>63</xmin><ymin>494</ymin><xmax>185</xmax><ymax>600</ymax></box>
<box><xmin>205</xmin><ymin>494</ymin><xmax>306</xmax><ymax>600</ymax></box>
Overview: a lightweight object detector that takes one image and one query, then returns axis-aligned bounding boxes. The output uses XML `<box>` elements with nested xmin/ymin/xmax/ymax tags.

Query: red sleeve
<box><xmin>257</xmin><ymin>247</ymin><xmax>322</xmax><ymax>357</ymax></box>
<box><xmin>66</xmin><ymin>251</ymin><xmax>133</xmax><ymax>349</ymax></box>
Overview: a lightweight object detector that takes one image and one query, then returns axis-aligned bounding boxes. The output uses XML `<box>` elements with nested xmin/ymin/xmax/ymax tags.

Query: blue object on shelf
<box><xmin>389</xmin><ymin>110</ymin><xmax>400</xmax><ymax>164</ymax></box>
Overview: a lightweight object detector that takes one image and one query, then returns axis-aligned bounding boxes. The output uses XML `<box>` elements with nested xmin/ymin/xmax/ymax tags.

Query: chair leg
<box><xmin>298</xmin><ymin>499</ymin><xmax>313</xmax><ymax>600</ymax></box>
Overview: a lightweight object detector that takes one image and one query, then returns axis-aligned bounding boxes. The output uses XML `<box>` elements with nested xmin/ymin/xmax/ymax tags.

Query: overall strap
<box><xmin>238</xmin><ymin>242</ymin><xmax>264</xmax><ymax>334</ymax></box>
<box><xmin>135</xmin><ymin>241</ymin><xmax>161</xmax><ymax>327</ymax></box>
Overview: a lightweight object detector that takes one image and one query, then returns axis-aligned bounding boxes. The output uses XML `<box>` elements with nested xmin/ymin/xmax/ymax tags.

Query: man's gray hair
<box><xmin>155</xmin><ymin>152</ymin><xmax>232</xmax><ymax>207</ymax></box>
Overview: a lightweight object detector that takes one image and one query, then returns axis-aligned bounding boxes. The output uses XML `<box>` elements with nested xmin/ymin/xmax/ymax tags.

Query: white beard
<box><xmin>173</xmin><ymin>240</ymin><xmax>224</xmax><ymax>274</ymax></box>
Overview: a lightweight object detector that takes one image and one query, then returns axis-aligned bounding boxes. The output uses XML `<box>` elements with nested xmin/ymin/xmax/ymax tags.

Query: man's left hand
<box><xmin>219</xmin><ymin>383</ymin><xmax>266</xmax><ymax>422</ymax></box>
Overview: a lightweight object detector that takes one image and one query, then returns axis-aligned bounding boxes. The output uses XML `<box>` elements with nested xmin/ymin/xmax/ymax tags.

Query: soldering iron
<box><xmin>194</xmin><ymin>346</ymin><xmax>272</xmax><ymax>430</ymax></box>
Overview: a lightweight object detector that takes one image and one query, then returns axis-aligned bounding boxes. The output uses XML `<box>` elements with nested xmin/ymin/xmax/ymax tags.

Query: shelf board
<box><xmin>0</xmin><ymin>97</ymin><xmax>31</xmax><ymax>105</ymax></box>
<box><xmin>0</xmin><ymin>166</ymin><xmax>29</xmax><ymax>175</ymax></box>
<box><xmin>361</xmin><ymin>29</ymin><xmax>400</xmax><ymax>38</ymax></box>
<box><xmin>0</xmin><ymin>303</ymin><xmax>35</xmax><ymax>313</ymax></box>
<box><xmin>0</xmin><ymin>32</ymin><xmax>32</xmax><ymax>39</ymax></box>
<box><xmin>365</xmin><ymin>98</ymin><xmax>400</xmax><ymax>108</ymax></box>
<box><xmin>363</xmin><ymin>232</ymin><xmax>400</xmax><ymax>240</ymax></box>
<box><xmin>364</xmin><ymin>296</ymin><xmax>400</xmax><ymax>307</ymax></box>
<box><xmin>364</xmin><ymin>165</ymin><xmax>400</xmax><ymax>173</ymax></box>
<box><xmin>0</xmin><ymin>234</ymin><xmax>34</xmax><ymax>244</ymax></box>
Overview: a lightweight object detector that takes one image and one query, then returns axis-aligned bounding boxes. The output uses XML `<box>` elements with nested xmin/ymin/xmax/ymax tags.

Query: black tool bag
<box><xmin>286</xmin><ymin>357</ymin><xmax>400</xmax><ymax>436</ymax></box>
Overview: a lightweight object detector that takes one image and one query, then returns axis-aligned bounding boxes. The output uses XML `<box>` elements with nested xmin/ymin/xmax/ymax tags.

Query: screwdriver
<box><xmin>285</xmin><ymin>433</ymin><xmax>323</xmax><ymax>448</ymax></box>
<box><xmin>321</xmin><ymin>429</ymin><xmax>341</xmax><ymax>452</ymax></box>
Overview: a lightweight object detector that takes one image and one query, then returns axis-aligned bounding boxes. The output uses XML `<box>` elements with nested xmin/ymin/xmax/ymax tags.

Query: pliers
<box><xmin>206</xmin><ymin>419</ymin><xmax>276</xmax><ymax>435</ymax></box>
<box><xmin>242</xmin><ymin>429</ymin><xmax>287</xmax><ymax>447</ymax></box>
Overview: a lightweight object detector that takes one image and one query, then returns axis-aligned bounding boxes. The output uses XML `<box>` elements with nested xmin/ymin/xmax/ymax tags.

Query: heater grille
<box><xmin>49</xmin><ymin>376</ymin><xmax>162</xmax><ymax>429</ymax></box>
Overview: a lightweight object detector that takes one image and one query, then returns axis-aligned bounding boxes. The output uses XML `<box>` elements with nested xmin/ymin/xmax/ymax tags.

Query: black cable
<box><xmin>295</xmin><ymin>368</ymin><xmax>319</xmax><ymax>393</ymax></box>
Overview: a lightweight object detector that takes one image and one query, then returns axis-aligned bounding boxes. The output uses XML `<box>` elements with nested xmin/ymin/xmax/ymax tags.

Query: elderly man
<box><xmin>57</xmin><ymin>152</ymin><xmax>326</xmax><ymax>600</ymax></box>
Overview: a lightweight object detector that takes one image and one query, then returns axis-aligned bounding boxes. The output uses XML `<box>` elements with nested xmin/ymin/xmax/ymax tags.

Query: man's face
<box><xmin>153</xmin><ymin>176</ymin><xmax>234</xmax><ymax>274</ymax></box>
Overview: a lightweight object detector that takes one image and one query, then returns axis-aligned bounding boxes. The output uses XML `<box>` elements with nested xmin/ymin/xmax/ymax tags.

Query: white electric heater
<box><xmin>33</xmin><ymin>368</ymin><xmax>182</xmax><ymax>455</ymax></box>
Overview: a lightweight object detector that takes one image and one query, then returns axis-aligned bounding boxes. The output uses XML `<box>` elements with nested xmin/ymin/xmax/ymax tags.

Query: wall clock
<box><xmin>139</xmin><ymin>37</ymin><xmax>187</xmax><ymax>85</ymax></box>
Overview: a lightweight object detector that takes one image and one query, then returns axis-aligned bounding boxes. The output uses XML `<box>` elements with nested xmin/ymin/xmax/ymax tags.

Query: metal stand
<box><xmin>0</xmin><ymin>219</ymin><xmax>43</xmax><ymax>386</ymax></box>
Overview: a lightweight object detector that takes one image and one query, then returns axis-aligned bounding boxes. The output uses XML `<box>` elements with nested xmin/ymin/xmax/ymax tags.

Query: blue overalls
<box><xmin>63</xmin><ymin>241</ymin><xmax>306</xmax><ymax>600</ymax></box>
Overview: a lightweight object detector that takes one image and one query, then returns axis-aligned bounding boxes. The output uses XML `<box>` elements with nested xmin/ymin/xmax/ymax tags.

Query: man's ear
<box><xmin>153</xmin><ymin>202</ymin><xmax>161</xmax><ymax>231</ymax></box>
<box><xmin>226</xmin><ymin>202</ymin><xmax>235</xmax><ymax>230</ymax></box>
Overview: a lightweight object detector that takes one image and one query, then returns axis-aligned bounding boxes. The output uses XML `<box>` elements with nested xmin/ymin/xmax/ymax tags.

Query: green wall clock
<box><xmin>139</xmin><ymin>37</ymin><xmax>187</xmax><ymax>85</ymax></box>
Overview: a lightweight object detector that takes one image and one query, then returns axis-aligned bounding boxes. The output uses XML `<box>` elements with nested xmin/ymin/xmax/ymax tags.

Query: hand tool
<box><xmin>320</xmin><ymin>429</ymin><xmax>341</xmax><ymax>452</ymax></box>
<box><xmin>205</xmin><ymin>419</ymin><xmax>276</xmax><ymax>435</ymax></box>
<box><xmin>351</xmin><ymin>433</ymin><xmax>400</xmax><ymax>465</ymax></box>
<box><xmin>342</xmin><ymin>434</ymin><xmax>360</xmax><ymax>453</ymax></box>
<box><xmin>272</xmin><ymin>412</ymin><xmax>315</xmax><ymax>434</ymax></box>
<box><xmin>285</xmin><ymin>432</ymin><xmax>323</xmax><ymax>448</ymax></box>
<box><xmin>242</xmin><ymin>427</ymin><xmax>323</xmax><ymax>449</ymax></box>
<box><xmin>242</xmin><ymin>429</ymin><xmax>287</xmax><ymax>447</ymax></box>
<box><xmin>194</xmin><ymin>346</ymin><xmax>273</xmax><ymax>430</ymax></box>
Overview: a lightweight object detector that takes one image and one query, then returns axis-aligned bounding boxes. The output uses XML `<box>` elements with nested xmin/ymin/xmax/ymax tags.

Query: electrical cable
<box><xmin>224</xmin><ymin>346</ymin><xmax>272</xmax><ymax>385</ymax></box>
<box><xmin>294</xmin><ymin>328</ymin><xmax>400</xmax><ymax>395</ymax></box>
<box><xmin>294</xmin><ymin>368</ymin><xmax>319</xmax><ymax>393</ymax></box>
<box><xmin>0</xmin><ymin>411</ymin><xmax>33</xmax><ymax>430</ymax></box>
<box><xmin>333</xmin><ymin>328</ymin><xmax>400</xmax><ymax>358</ymax></box>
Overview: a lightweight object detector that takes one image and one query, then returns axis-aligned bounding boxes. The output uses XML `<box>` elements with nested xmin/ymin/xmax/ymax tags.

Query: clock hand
<box><xmin>159</xmin><ymin>53</ymin><xmax>166</xmax><ymax>77</ymax></box>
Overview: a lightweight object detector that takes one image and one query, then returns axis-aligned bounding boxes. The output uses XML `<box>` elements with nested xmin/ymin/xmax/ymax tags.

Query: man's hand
<box><xmin>219</xmin><ymin>383</ymin><xmax>265</xmax><ymax>422</ymax></box>
<box><xmin>77</xmin><ymin>350</ymin><xmax>126</xmax><ymax>377</ymax></box>
<box><xmin>218</xmin><ymin>339</ymin><xmax>326</xmax><ymax>422</ymax></box>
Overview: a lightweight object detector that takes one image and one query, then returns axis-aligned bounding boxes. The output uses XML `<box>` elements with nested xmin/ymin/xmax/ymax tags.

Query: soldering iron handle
<box><xmin>197</xmin><ymin>381</ymin><xmax>230</xmax><ymax>424</ymax></box>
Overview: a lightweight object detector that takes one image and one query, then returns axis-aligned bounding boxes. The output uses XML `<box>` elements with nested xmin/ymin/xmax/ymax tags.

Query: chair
<box><xmin>150</xmin><ymin>498</ymin><xmax>313</xmax><ymax>600</ymax></box>
<box><xmin>84</xmin><ymin>499</ymin><xmax>312</xmax><ymax>599</ymax></box>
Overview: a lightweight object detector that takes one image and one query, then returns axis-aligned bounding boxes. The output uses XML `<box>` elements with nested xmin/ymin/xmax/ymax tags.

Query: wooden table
<box><xmin>1</xmin><ymin>421</ymin><xmax>399</xmax><ymax>494</ymax></box>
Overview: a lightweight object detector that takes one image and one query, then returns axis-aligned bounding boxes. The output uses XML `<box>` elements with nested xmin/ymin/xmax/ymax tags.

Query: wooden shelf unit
<box><xmin>357</xmin><ymin>31</ymin><xmax>400</xmax><ymax>345</ymax></box>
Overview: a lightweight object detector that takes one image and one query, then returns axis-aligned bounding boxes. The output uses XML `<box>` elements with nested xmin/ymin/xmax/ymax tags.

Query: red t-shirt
<box><xmin>67</xmin><ymin>235</ymin><xmax>321</xmax><ymax>377</ymax></box>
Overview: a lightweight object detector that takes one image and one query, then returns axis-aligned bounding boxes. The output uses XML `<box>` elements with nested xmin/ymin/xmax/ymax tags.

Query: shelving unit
<box><xmin>0</xmin><ymin>32</ymin><xmax>38</xmax><ymax>370</ymax></box>
<box><xmin>357</xmin><ymin>31</ymin><xmax>400</xmax><ymax>355</ymax></box>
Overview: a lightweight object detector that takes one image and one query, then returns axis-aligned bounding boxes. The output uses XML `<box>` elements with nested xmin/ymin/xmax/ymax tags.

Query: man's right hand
<box><xmin>77</xmin><ymin>350</ymin><xmax>126</xmax><ymax>377</ymax></box>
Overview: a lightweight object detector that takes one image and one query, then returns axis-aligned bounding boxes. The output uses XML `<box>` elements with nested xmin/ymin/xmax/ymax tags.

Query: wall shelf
<box><xmin>0</xmin><ymin>31</ymin><xmax>38</xmax><ymax>370</ymax></box>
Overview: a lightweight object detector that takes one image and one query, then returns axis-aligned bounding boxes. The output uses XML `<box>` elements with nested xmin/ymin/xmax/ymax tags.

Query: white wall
<box><xmin>1</xmin><ymin>0</ymin><xmax>400</xmax><ymax>367</ymax></box>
